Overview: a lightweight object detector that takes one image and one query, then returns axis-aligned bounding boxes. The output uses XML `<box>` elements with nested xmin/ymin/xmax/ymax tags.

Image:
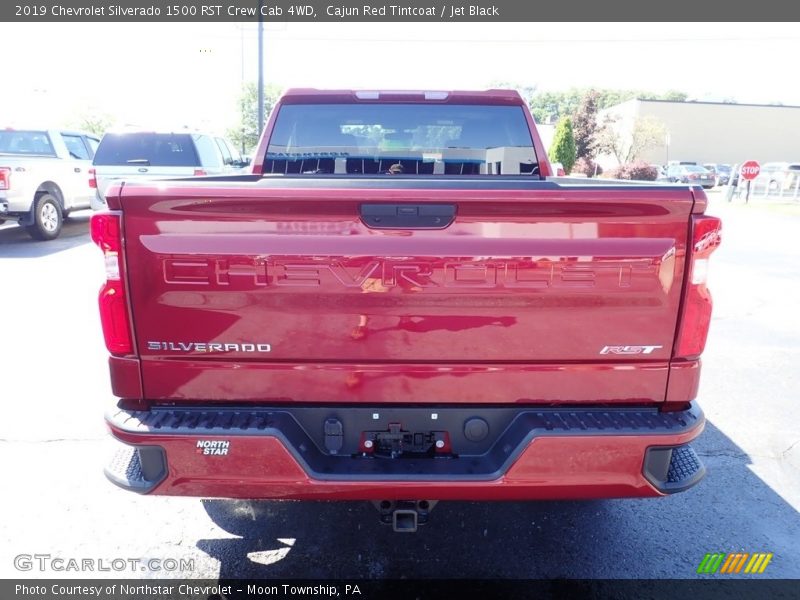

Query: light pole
<box><xmin>665</xmin><ymin>131</ymin><xmax>671</xmax><ymax>165</ymax></box>
<box><xmin>257</xmin><ymin>0</ymin><xmax>264</xmax><ymax>136</ymax></box>
<box><xmin>239</xmin><ymin>24</ymin><xmax>246</xmax><ymax>156</ymax></box>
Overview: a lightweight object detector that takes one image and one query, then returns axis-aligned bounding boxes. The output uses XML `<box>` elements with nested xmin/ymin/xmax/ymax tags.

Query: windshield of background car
<box><xmin>93</xmin><ymin>133</ymin><xmax>199</xmax><ymax>167</ymax></box>
<box><xmin>264</xmin><ymin>103</ymin><xmax>538</xmax><ymax>176</ymax></box>
<box><xmin>685</xmin><ymin>165</ymin><xmax>708</xmax><ymax>173</ymax></box>
<box><xmin>0</xmin><ymin>130</ymin><xmax>56</xmax><ymax>156</ymax></box>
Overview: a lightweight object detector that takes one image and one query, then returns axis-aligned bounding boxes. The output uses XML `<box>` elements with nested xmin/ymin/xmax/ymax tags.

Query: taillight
<box><xmin>688</xmin><ymin>173</ymin><xmax>698</xmax><ymax>180</ymax></box>
<box><xmin>193</xmin><ymin>169</ymin><xmax>206</xmax><ymax>176</ymax></box>
<box><xmin>557</xmin><ymin>167</ymin><xmax>566</xmax><ymax>176</ymax></box>
<box><xmin>674</xmin><ymin>215</ymin><xmax>722</xmax><ymax>359</ymax></box>
<box><xmin>88</xmin><ymin>168</ymin><xmax>97</xmax><ymax>189</ymax></box>
<box><xmin>90</xmin><ymin>212</ymin><xmax>133</xmax><ymax>355</ymax></box>
<box><xmin>0</xmin><ymin>167</ymin><xmax>10</xmax><ymax>190</ymax></box>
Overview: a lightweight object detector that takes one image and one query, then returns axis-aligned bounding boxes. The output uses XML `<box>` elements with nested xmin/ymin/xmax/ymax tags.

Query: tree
<box><xmin>595</xmin><ymin>115</ymin><xmax>667</xmax><ymax>164</ymax></box>
<box><xmin>657</xmin><ymin>90</ymin><xmax>689</xmax><ymax>102</ymax></box>
<box><xmin>548</xmin><ymin>116</ymin><xmax>577</xmax><ymax>173</ymax></box>
<box><xmin>227</xmin><ymin>82</ymin><xmax>282</xmax><ymax>155</ymax></box>
<box><xmin>571</xmin><ymin>90</ymin><xmax>601</xmax><ymax>160</ymax></box>
<box><xmin>529</xmin><ymin>87</ymin><xmax>690</xmax><ymax>123</ymax></box>
<box><xmin>530</xmin><ymin>90</ymin><xmax>584</xmax><ymax>123</ymax></box>
<box><xmin>70</xmin><ymin>108</ymin><xmax>114</xmax><ymax>136</ymax></box>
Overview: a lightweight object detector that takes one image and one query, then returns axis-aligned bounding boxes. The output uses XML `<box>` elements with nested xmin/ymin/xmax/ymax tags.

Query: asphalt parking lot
<box><xmin>0</xmin><ymin>193</ymin><xmax>798</xmax><ymax>579</ymax></box>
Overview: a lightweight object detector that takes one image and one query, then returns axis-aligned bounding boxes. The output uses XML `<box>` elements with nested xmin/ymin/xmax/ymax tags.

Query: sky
<box><xmin>1</xmin><ymin>22</ymin><xmax>799</xmax><ymax>134</ymax></box>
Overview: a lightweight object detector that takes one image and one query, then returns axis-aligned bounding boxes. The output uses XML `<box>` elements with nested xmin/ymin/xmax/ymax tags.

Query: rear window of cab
<box><xmin>265</xmin><ymin>103</ymin><xmax>539</xmax><ymax>176</ymax></box>
<box><xmin>93</xmin><ymin>133</ymin><xmax>200</xmax><ymax>167</ymax></box>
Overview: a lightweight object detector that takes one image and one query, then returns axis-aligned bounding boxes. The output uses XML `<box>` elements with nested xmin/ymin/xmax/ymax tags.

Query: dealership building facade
<box><xmin>595</xmin><ymin>99</ymin><xmax>800</xmax><ymax>168</ymax></box>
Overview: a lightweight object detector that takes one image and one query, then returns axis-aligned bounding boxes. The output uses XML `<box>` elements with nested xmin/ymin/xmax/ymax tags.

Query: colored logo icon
<box><xmin>697</xmin><ymin>552</ymin><xmax>773</xmax><ymax>574</ymax></box>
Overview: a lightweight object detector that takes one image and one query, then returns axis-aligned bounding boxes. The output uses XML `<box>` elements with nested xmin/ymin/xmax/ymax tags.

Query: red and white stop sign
<box><xmin>740</xmin><ymin>160</ymin><xmax>760</xmax><ymax>180</ymax></box>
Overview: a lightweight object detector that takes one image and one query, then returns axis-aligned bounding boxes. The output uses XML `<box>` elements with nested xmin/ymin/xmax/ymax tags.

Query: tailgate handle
<box><xmin>360</xmin><ymin>204</ymin><xmax>455</xmax><ymax>229</ymax></box>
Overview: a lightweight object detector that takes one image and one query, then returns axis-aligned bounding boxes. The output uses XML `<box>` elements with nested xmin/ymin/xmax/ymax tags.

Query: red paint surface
<box><xmin>139</xmin><ymin>360</ymin><xmax>673</xmax><ymax>404</ymax></box>
<box><xmin>108</xmin><ymin>420</ymin><xmax>703</xmax><ymax>500</ymax></box>
<box><xmin>117</xmin><ymin>186</ymin><xmax>694</xmax><ymax>404</ymax></box>
<box><xmin>97</xmin><ymin>90</ymin><xmax>718</xmax><ymax>501</ymax></box>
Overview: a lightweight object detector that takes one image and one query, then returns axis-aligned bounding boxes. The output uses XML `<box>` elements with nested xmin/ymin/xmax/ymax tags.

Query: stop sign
<box><xmin>740</xmin><ymin>160</ymin><xmax>760</xmax><ymax>181</ymax></box>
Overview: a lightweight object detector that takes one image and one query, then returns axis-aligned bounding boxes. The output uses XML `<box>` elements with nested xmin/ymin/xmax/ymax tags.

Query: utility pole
<box><xmin>257</xmin><ymin>0</ymin><xmax>265</xmax><ymax>136</ymax></box>
<box><xmin>239</xmin><ymin>24</ymin><xmax>246</xmax><ymax>156</ymax></box>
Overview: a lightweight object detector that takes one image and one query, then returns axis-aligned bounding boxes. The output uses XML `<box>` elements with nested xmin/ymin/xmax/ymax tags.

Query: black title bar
<box><xmin>4</xmin><ymin>0</ymin><xmax>800</xmax><ymax>21</ymax></box>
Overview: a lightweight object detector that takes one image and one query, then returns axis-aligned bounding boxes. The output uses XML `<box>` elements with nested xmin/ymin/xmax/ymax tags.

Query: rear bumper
<box><xmin>105</xmin><ymin>402</ymin><xmax>705</xmax><ymax>500</ymax></box>
<box><xmin>0</xmin><ymin>189</ymin><xmax>32</xmax><ymax>214</ymax></box>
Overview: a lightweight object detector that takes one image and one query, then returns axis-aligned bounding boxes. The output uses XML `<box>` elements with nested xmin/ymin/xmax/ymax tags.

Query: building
<box><xmin>596</xmin><ymin>99</ymin><xmax>800</xmax><ymax>168</ymax></box>
<box><xmin>537</xmin><ymin>123</ymin><xmax>555</xmax><ymax>155</ymax></box>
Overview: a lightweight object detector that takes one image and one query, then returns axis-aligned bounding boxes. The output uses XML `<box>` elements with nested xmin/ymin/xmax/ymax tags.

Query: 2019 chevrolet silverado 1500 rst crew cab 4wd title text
<box><xmin>95</xmin><ymin>89</ymin><xmax>720</xmax><ymax>532</ymax></box>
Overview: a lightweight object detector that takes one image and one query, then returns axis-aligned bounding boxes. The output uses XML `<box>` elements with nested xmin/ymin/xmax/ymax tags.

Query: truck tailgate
<box><xmin>117</xmin><ymin>179</ymin><xmax>694</xmax><ymax>404</ymax></box>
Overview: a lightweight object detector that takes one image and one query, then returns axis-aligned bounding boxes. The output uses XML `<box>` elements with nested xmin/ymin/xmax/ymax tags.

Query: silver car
<box><xmin>665</xmin><ymin>164</ymin><xmax>715</xmax><ymax>189</ymax></box>
<box><xmin>91</xmin><ymin>130</ymin><xmax>249</xmax><ymax>209</ymax></box>
<box><xmin>756</xmin><ymin>162</ymin><xmax>800</xmax><ymax>193</ymax></box>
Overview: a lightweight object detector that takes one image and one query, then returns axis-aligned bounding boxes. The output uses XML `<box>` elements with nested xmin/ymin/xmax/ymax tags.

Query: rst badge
<box><xmin>600</xmin><ymin>345</ymin><xmax>663</xmax><ymax>355</ymax></box>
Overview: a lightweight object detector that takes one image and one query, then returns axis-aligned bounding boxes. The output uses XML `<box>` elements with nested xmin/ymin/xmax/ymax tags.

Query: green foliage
<box><xmin>227</xmin><ymin>82</ymin><xmax>283</xmax><ymax>155</ymax></box>
<box><xmin>657</xmin><ymin>90</ymin><xmax>690</xmax><ymax>102</ymax></box>
<box><xmin>548</xmin><ymin>117</ymin><xmax>577</xmax><ymax>173</ymax></box>
<box><xmin>70</xmin><ymin>108</ymin><xmax>114</xmax><ymax>136</ymax></box>
<box><xmin>529</xmin><ymin>90</ymin><xmax>583</xmax><ymax>124</ymax></box>
<box><xmin>529</xmin><ymin>88</ymin><xmax>690</xmax><ymax>123</ymax></box>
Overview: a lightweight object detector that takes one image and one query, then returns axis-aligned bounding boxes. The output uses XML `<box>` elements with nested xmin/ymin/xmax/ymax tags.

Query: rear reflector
<box><xmin>0</xmin><ymin>167</ymin><xmax>10</xmax><ymax>190</ymax></box>
<box><xmin>90</xmin><ymin>212</ymin><xmax>133</xmax><ymax>355</ymax></box>
<box><xmin>193</xmin><ymin>169</ymin><xmax>207</xmax><ymax>176</ymax></box>
<box><xmin>674</xmin><ymin>215</ymin><xmax>722</xmax><ymax>359</ymax></box>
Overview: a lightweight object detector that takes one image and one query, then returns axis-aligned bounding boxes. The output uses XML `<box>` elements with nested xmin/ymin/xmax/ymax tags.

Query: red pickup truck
<box><xmin>97</xmin><ymin>89</ymin><xmax>720</xmax><ymax>532</ymax></box>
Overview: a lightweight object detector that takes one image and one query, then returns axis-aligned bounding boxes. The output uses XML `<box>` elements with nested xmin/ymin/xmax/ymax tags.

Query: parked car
<box><xmin>651</xmin><ymin>164</ymin><xmax>670</xmax><ymax>182</ymax></box>
<box><xmin>666</xmin><ymin>164</ymin><xmax>715</xmax><ymax>189</ymax></box>
<box><xmin>703</xmin><ymin>163</ymin><xmax>732</xmax><ymax>187</ymax></box>
<box><xmin>0</xmin><ymin>128</ymin><xmax>100</xmax><ymax>239</ymax></box>
<box><xmin>756</xmin><ymin>162</ymin><xmax>800</xmax><ymax>192</ymax></box>
<box><xmin>91</xmin><ymin>130</ymin><xmax>249</xmax><ymax>209</ymax></box>
<box><xmin>550</xmin><ymin>161</ymin><xmax>565</xmax><ymax>176</ymax></box>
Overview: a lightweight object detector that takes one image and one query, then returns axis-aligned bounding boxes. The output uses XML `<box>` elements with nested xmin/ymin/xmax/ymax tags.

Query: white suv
<box><xmin>91</xmin><ymin>130</ymin><xmax>248</xmax><ymax>208</ymax></box>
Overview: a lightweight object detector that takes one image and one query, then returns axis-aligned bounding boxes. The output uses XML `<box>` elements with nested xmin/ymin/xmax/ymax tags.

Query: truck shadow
<box><xmin>0</xmin><ymin>213</ymin><xmax>91</xmax><ymax>257</ymax></box>
<box><xmin>196</xmin><ymin>421</ymin><xmax>799</xmax><ymax>578</ymax></box>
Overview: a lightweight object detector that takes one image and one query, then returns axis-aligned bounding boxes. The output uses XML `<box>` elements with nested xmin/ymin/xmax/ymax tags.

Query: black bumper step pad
<box><xmin>107</xmin><ymin>403</ymin><xmax>703</xmax><ymax>483</ymax></box>
<box><xmin>643</xmin><ymin>444</ymin><xmax>706</xmax><ymax>494</ymax></box>
<box><xmin>104</xmin><ymin>445</ymin><xmax>167</xmax><ymax>494</ymax></box>
<box><xmin>668</xmin><ymin>445</ymin><xmax>704</xmax><ymax>484</ymax></box>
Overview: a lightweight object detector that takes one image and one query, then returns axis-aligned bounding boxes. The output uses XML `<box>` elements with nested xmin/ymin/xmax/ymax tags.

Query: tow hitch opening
<box><xmin>372</xmin><ymin>500</ymin><xmax>438</xmax><ymax>533</ymax></box>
